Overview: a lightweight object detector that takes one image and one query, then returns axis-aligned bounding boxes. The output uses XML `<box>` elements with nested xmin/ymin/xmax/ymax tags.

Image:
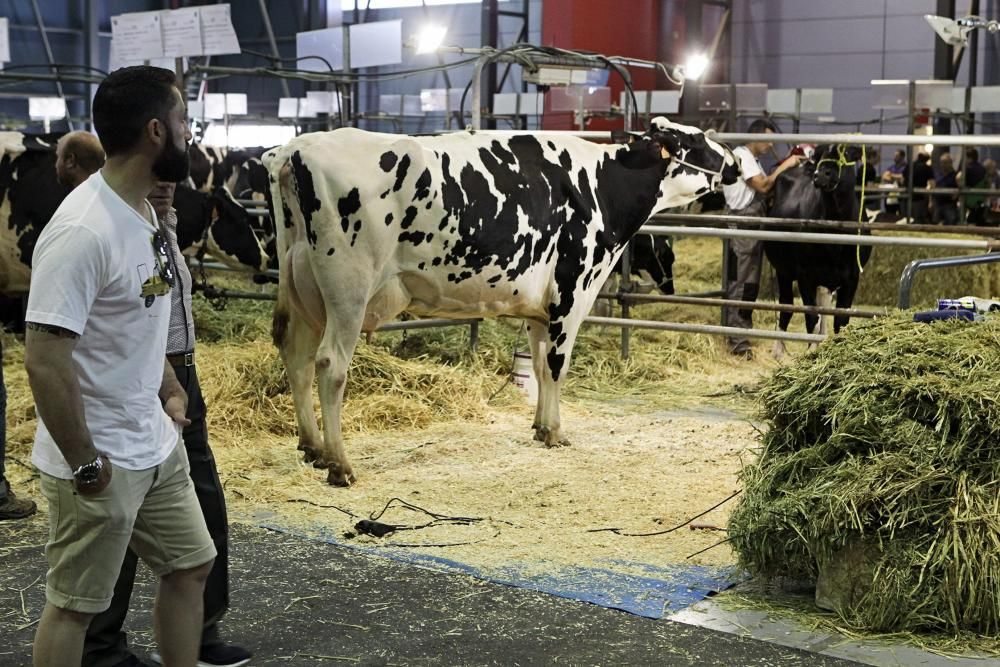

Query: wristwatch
<box><xmin>73</xmin><ymin>456</ymin><xmax>104</xmax><ymax>486</ymax></box>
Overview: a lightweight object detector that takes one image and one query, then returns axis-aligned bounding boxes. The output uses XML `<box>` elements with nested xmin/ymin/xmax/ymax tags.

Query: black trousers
<box><xmin>83</xmin><ymin>362</ymin><xmax>230</xmax><ymax>666</ymax></box>
<box><xmin>0</xmin><ymin>339</ymin><xmax>8</xmax><ymax>498</ymax></box>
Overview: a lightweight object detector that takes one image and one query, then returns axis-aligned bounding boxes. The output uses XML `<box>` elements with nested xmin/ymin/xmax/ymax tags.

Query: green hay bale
<box><xmin>728</xmin><ymin>314</ymin><xmax>1000</xmax><ymax>634</ymax></box>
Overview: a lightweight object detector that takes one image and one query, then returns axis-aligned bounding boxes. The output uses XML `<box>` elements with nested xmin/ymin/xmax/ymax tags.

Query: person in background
<box><xmin>960</xmin><ymin>148</ymin><xmax>987</xmax><ymax>225</ymax></box>
<box><xmin>0</xmin><ymin>134</ymin><xmax>107</xmax><ymax>522</ymax></box>
<box><xmin>55</xmin><ymin>131</ymin><xmax>106</xmax><ymax>189</ymax></box>
<box><xmin>25</xmin><ymin>65</ymin><xmax>215</xmax><ymax>667</ymax></box>
<box><xmin>881</xmin><ymin>149</ymin><xmax>908</xmax><ymax>216</ymax></box>
<box><xmin>721</xmin><ymin>118</ymin><xmax>804</xmax><ymax>359</ymax></box>
<box><xmin>931</xmin><ymin>152</ymin><xmax>959</xmax><ymax>225</ymax></box>
<box><xmin>908</xmin><ymin>152</ymin><xmax>935</xmax><ymax>224</ymax></box>
<box><xmin>984</xmin><ymin>158</ymin><xmax>1000</xmax><ymax>219</ymax></box>
<box><xmin>83</xmin><ymin>182</ymin><xmax>252</xmax><ymax>667</ymax></box>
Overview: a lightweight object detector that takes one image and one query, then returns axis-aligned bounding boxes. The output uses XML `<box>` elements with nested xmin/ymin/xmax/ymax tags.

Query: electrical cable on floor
<box><xmin>286</xmin><ymin>498</ymin><xmax>359</xmax><ymax>519</ymax></box>
<box><xmin>349</xmin><ymin>497</ymin><xmax>511</xmax><ymax>548</ymax></box>
<box><xmin>587</xmin><ymin>490</ymin><xmax>741</xmax><ymax>537</ymax></box>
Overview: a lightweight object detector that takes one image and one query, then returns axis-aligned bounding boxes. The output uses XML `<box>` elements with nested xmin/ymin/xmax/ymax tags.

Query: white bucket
<box><xmin>512</xmin><ymin>350</ymin><xmax>538</xmax><ymax>403</ymax></box>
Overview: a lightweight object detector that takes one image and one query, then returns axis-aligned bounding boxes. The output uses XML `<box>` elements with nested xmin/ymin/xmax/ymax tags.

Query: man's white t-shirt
<box><xmin>722</xmin><ymin>145</ymin><xmax>764</xmax><ymax>211</ymax></box>
<box><xmin>27</xmin><ymin>171</ymin><xmax>179</xmax><ymax>479</ymax></box>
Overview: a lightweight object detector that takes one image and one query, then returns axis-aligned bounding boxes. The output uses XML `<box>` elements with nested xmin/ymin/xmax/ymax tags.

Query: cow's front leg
<box><xmin>530</xmin><ymin>317</ymin><xmax>581</xmax><ymax>448</ymax></box>
<box><xmin>772</xmin><ymin>274</ymin><xmax>795</xmax><ymax>359</ymax></box>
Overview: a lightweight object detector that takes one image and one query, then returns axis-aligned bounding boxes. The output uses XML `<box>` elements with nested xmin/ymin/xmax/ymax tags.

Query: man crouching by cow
<box><xmin>264</xmin><ymin>117</ymin><xmax>739</xmax><ymax>485</ymax></box>
<box><xmin>721</xmin><ymin>119</ymin><xmax>804</xmax><ymax>359</ymax></box>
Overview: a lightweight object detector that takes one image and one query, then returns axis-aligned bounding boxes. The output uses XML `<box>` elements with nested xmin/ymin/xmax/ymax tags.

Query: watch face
<box><xmin>78</xmin><ymin>469</ymin><xmax>99</xmax><ymax>484</ymax></box>
<box><xmin>76</xmin><ymin>460</ymin><xmax>101</xmax><ymax>485</ymax></box>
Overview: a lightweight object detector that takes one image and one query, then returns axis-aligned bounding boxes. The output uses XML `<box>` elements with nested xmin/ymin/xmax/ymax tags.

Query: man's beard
<box><xmin>153</xmin><ymin>125</ymin><xmax>190</xmax><ymax>183</ymax></box>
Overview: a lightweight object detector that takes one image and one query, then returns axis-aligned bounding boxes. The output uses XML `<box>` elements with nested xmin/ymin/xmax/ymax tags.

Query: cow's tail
<box><xmin>264</xmin><ymin>148</ymin><xmax>292</xmax><ymax>350</ymax></box>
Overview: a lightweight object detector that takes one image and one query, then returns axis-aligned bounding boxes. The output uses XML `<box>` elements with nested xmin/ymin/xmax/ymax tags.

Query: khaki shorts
<box><xmin>39</xmin><ymin>441</ymin><xmax>216</xmax><ymax>614</ymax></box>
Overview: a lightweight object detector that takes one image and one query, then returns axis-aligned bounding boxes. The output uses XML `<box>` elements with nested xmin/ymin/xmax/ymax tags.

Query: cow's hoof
<box><xmin>535</xmin><ymin>426</ymin><xmax>570</xmax><ymax>448</ymax></box>
<box><xmin>298</xmin><ymin>443</ymin><xmax>322</xmax><ymax>464</ymax></box>
<box><xmin>327</xmin><ymin>465</ymin><xmax>357</xmax><ymax>487</ymax></box>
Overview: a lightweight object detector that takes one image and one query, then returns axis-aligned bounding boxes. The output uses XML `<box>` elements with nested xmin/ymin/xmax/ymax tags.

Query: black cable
<box><xmin>0</xmin><ymin>63</ymin><xmax>109</xmax><ymax>76</ymax></box>
<box><xmin>587</xmin><ymin>490</ymin><xmax>742</xmax><ymax>537</ymax></box>
<box><xmin>241</xmin><ymin>48</ymin><xmax>336</xmax><ymax>73</ymax></box>
<box><xmin>286</xmin><ymin>498</ymin><xmax>359</xmax><ymax>519</ymax></box>
<box><xmin>685</xmin><ymin>536</ymin><xmax>736</xmax><ymax>560</ymax></box>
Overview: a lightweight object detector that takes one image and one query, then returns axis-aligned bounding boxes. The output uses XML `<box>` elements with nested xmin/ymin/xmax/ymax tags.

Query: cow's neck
<box><xmin>599</xmin><ymin>162</ymin><xmax>668</xmax><ymax>249</ymax></box>
<box><xmin>822</xmin><ymin>184</ymin><xmax>857</xmax><ymax>222</ymax></box>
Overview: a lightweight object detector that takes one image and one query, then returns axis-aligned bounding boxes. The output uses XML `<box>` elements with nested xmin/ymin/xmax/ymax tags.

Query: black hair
<box><xmin>92</xmin><ymin>66</ymin><xmax>180</xmax><ymax>157</ymax></box>
<box><xmin>966</xmin><ymin>147</ymin><xmax>979</xmax><ymax>161</ymax></box>
<box><xmin>916</xmin><ymin>152</ymin><xmax>930</xmax><ymax>164</ymax></box>
<box><xmin>746</xmin><ymin>118</ymin><xmax>779</xmax><ymax>134</ymax></box>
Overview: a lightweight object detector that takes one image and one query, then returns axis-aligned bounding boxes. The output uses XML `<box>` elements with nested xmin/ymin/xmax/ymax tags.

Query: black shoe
<box><xmin>0</xmin><ymin>488</ymin><xmax>37</xmax><ymax>521</ymax></box>
<box><xmin>111</xmin><ymin>654</ymin><xmax>156</xmax><ymax>667</ymax></box>
<box><xmin>198</xmin><ymin>644</ymin><xmax>253</xmax><ymax>667</ymax></box>
<box><xmin>154</xmin><ymin>644</ymin><xmax>253</xmax><ymax>667</ymax></box>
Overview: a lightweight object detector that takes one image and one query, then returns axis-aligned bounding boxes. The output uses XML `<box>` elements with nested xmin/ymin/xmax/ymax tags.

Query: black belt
<box><xmin>167</xmin><ymin>351</ymin><xmax>195</xmax><ymax>367</ymax></box>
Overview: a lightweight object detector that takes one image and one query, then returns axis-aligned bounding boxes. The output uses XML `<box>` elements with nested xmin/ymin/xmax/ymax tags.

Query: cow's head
<box><xmin>813</xmin><ymin>144</ymin><xmax>863</xmax><ymax>193</ymax></box>
<box><xmin>204</xmin><ymin>186</ymin><xmax>273</xmax><ymax>274</ymax></box>
<box><xmin>636</xmin><ymin>116</ymin><xmax>740</xmax><ymax>207</ymax></box>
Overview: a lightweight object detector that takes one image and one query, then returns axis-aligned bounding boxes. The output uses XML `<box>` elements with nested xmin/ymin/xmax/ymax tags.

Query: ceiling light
<box><xmin>414</xmin><ymin>25</ymin><xmax>447</xmax><ymax>54</ymax></box>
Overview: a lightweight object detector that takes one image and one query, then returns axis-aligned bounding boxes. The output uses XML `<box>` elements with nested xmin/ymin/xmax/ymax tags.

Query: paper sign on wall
<box><xmin>110</xmin><ymin>11</ymin><xmax>164</xmax><ymax>63</ymax></box>
<box><xmin>162</xmin><ymin>7</ymin><xmax>202</xmax><ymax>57</ymax></box>
<box><xmin>201</xmin><ymin>4</ymin><xmax>240</xmax><ymax>56</ymax></box>
<box><xmin>29</xmin><ymin>97</ymin><xmax>67</xmax><ymax>120</ymax></box>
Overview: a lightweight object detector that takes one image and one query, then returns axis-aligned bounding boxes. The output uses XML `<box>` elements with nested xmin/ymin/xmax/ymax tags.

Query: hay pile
<box><xmin>728</xmin><ymin>314</ymin><xmax>1000</xmax><ymax>634</ymax></box>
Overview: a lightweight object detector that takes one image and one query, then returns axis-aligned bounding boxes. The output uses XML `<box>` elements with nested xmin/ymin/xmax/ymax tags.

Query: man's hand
<box><xmin>160</xmin><ymin>360</ymin><xmax>191</xmax><ymax>426</ymax></box>
<box><xmin>74</xmin><ymin>454</ymin><xmax>112</xmax><ymax>495</ymax></box>
<box><xmin>164</xmin><ymin>394</ymin><xmax>191</xmax><ymax>426</ymax></box>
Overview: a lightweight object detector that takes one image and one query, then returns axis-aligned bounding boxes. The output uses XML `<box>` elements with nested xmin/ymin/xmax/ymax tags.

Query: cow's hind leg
<box><xmin>277</xmin><ymin>310</ymin><xmax>325</xmax><ymax>465</ymax></box>
<box><xmin>274</xmin><ymin>247</ymin><xmax>326</xmax><ymax>467</ymax></box>
<box><xmin>816</xmin><ymin>286</ymin><xmax>834</xmax><ymax>338</ymax></box>
<box><xmin>313</xmin><ymin>304</ymin><xmax>367</xmax><ymax>486</ymax></box>
<box><xmin>833</xmin><ymin>278</ymin><xmax>859</xmax><ymax>333</ymax></box>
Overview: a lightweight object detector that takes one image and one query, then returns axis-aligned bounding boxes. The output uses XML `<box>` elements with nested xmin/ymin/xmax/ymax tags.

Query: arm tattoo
<box><xmin>26</xmin><ymin>322</ymin><xmax>80</xmax><ymax>339</ymax></box>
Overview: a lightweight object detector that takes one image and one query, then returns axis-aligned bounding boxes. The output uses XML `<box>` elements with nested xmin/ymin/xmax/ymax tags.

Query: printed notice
<box><xmin>111</xmin><ymin>11</ymin><xmax>165</xmax><ymax>62</ymax></box>
<box><xmin>162</xmin><ymin>7</ymin><xmax>203</xmax><ymax>58</ymax></box>
<box><xmin>201</xmin><ymin>4</ymin><xmax>240</xmax><ymax>56</ymax></box>
<box><xmin>0</xmin><ymin>18</ymin><xmax>10</xmax><ymax>63</ymax></box>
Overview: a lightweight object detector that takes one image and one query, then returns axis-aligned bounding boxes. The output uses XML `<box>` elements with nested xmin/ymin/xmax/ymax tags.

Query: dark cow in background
<box><xmin>0</xmin><ymin>132</ymin><xmax>270</xmax><ymax>307</ymax></box>
<box><xmin>0</xmin><ymin>132</ymin><xmax>71</xmax><ymax>295</ymax></box>
<box><xmin>264</xmin><ymin>119</ymin><xmax>739</xmax><ymax>485</ymax></box>
<box><xmin>765</xmin><ymin>144</ymin><xmax>872</xmax><ymax>357</ymax></box>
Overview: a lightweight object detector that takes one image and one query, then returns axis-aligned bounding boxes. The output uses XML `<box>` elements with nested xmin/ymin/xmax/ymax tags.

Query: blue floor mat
<box><xmin>258</xmin><ymin>521</ymin><xmax>742</xmax><ymax>619</ymax></box>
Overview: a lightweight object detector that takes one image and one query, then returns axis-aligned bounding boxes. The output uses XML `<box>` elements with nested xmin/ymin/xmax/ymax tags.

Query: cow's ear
<box><xmin>617</xmin><ymin>140</ymin><xmax>662</xmax><ymax>169</ymax></box>
<box><xmin>648</xmin><ymin>131</ymin><xmax>681</xmax><ymax>160</ymax></box>
<box><xmin>610</xmin><ymin>129</ymin><xmax>645</xmax><ymax>145</ymax></box>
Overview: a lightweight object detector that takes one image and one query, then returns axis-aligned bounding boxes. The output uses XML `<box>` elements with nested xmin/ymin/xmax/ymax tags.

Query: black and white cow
<box><xmin>263</xmin><ymin>119</ymin><xmax>739</xmax><ymax>485</ymax></box>
<box><xmin>765</xmin><ymin>144</ymin><xmax>872</xmax><ymax>357</ymax></box>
